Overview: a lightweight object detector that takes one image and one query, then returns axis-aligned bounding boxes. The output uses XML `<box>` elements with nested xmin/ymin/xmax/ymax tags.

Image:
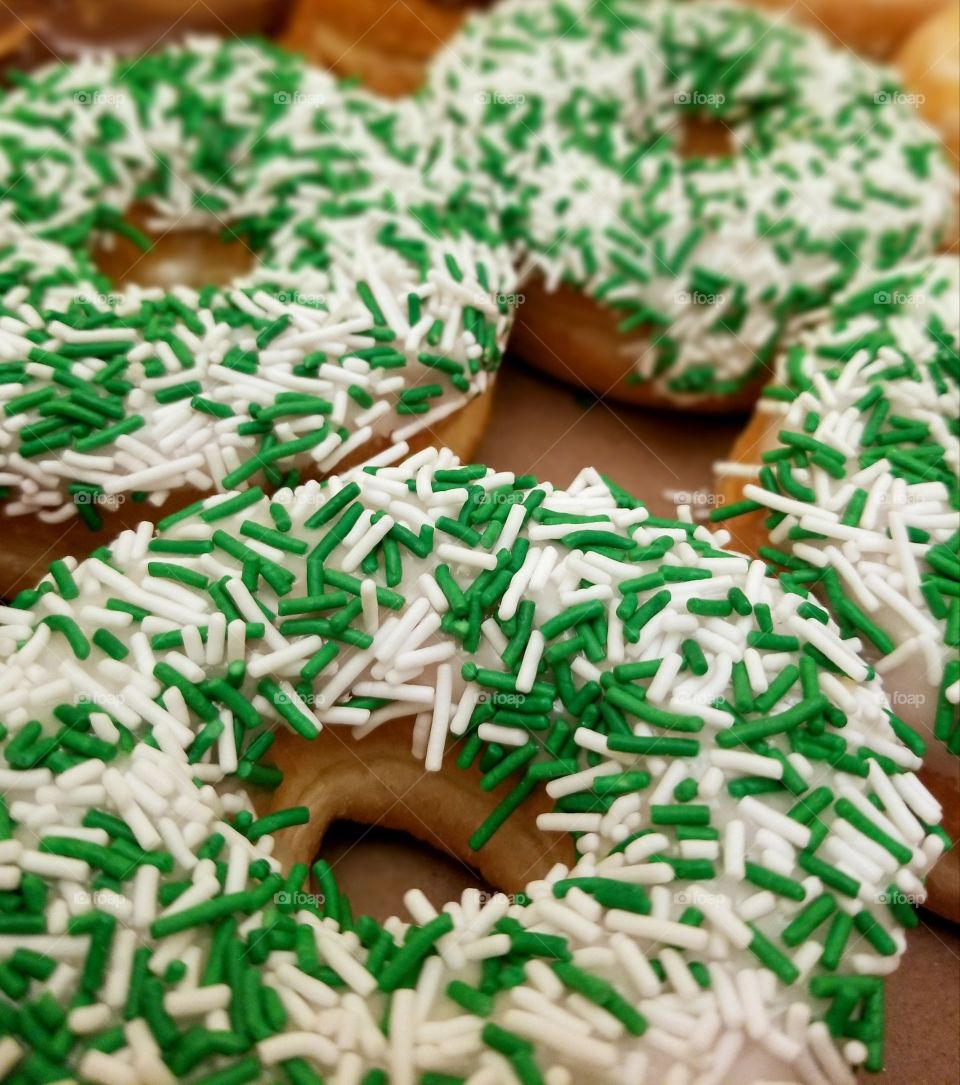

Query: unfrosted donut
<box><xmin>419</xmin><ymin>0</ymin><xmax>957</xmax><ymax>409</ymax></box>
<box><xmin>0</xmin><ymin>37</ymin><xmax>514</xmax><ymax>595</ymax></box>
<box><xmin>0</xmin><ymin>449</ymin><xmax>947</xmax><ymax>1083</ymax></box>
<box><xmin>715</xmin><ymin>256</ymin><xmax>959</xmax><ymax>918</ymax></box>
<box><xmin>281</xmin><ymin>0</ymin><xmax>480</xmax><ymax>97</ymax></box>
<box><xmin>741</xmin><ymin>0</ymin><xmax>948</xmax><ymax>61</ymax></box>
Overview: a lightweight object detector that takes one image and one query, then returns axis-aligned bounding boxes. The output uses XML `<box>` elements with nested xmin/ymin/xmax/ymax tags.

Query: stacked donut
<box><xmin>716</xmin><ymin>256</ymin><xmax>959</xmax><ymax>916</ymax></box>
<box><xmin>0</xmin><ymin>450</ymin><xmax>948</xmax><ymax>1084</ymax></box>
<box><xmin>418</xmin><ymin>0</ymin><xmax>957</xmax><ymax>407</ymax></box>
<box><xmin>0</xmin><ymin>37</ymin><xmax>515</xmax><ymax>592</ymax></box>
<box><xmin>280</xmin><ymin>0</ymin><xmax>475</xmax><ymax>97</ymax></box>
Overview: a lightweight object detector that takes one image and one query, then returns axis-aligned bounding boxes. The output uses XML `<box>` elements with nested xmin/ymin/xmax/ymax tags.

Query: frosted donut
<box><xmin>0</xmin><ymin>448</ymin><xmax>947</xmax><ymax>1083</ymax></box>
<box><xmin>741</xmin><ymin>0</ymin><xmax>948</xmax><ymax>61</ymax></box>
<box><xmin>0</xmin><ymin>38</ymin><xmax>514</xmax><ymax>596</ymax></box>
<box><xmin>281</xmin><ymin>0</ymin><xmax>480</xmax><ymax>97</ymax></box>
<box><xmin>895</xmin><ymin>3</ymin><xmax>960</xmax><ymax>168</ymax></box>
<box><xmin>715</xmin><ymin>256</ymin><xmax>959</xmax><ymax>919</ymax></box>
<box><xmin>420</xmin><ymin>0</ymin><xmax>957</xmax><ymax>409</ymax></box>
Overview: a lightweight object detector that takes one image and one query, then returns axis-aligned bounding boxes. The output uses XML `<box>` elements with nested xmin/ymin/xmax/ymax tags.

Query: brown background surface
<box><xmin>326</xmin><ymin>359</ymin><xmax>960</xmax><ymax>1085</ymax></box>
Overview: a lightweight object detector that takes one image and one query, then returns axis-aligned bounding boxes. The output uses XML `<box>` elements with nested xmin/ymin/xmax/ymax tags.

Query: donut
<box><xmin>0</xmin><ymin>18</ymin><xmax>34</xmax><ymax>72</ymax></box>
<box><xmin>0</xmin><ymin>448</ymin><xmax>947</xmax><ymax>1083</ymax></box>
<box><xmin>280</xmin><ymin>0</ymin><xmax>944</xmax><ymax>92</ymax></box>
<box><xmin>30</xmin><ymin>1</ymin><xmax>288</xmax><ymax>57</ymax></box>
<box><xmin>0</xmin><ymin>37</ymin><xmax>514</xmax><ymax>597</ymax></box>
<box><xmin>740</xmin><ymin>0</ymin><xmax>948</xmax><ymax>61</ymax></box>
<box><xmin>280</xmin><ymin>0</ymin><xmax>479</xmax><ymax>97</ymax></box>
<box><xmin>419</xmin><ymin>0</ymin><xmax>957</xmax><ymax>410</ymax></box>
<box><xmin>895</xmin><ymin>3</ymin><xmax>960</xmax><ymax>168</ymax></box>
<box><xmin>714</xmin><ymin>256</ymin><xmax>959</xmax><ymax>919</ymax></box>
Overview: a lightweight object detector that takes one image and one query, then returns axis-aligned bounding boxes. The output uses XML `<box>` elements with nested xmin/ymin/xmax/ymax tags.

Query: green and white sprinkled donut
<box><xmin>420</xmin><ymin>0</ymin><xmax>957</xmax><ymax>408</ymax></box>
<box><xmin>0</xmin><ymin>448</ymin><xmax>946</xmax><ymax>1084</ymax></box>
<box><xmin>0</xmin><ymin>37</ymin><xmax>514</xmax><ymax>592</ymax></box>
<box><xmin>715</xmin><ymin>255</ymin><xmax>959</xmax><ymax>917</ymax></box>
<box><xmin>717</xmin><ymin>257</ymin><xmax>959</xmax><ymax>748</ymax></box>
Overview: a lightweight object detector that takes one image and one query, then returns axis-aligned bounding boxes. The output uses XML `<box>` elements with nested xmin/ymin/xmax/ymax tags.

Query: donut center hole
<box><xmin>92</xmin><ymin>204</ymin><xmax>254</xmax><ymax>291</ymax></box>
<box><xmin>680</xmin><ymin>114</ymin><xmax>734</xmax><ymax>158</ymax></box>
<box><xmin>317</xmin><ymin>820</ymin><xmax>493</xmax><ymax>921</ymax></box>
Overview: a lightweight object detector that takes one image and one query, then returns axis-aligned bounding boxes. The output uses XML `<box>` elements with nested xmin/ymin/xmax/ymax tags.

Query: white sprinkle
<box><xmin>604</xmin><ymin>911</ymin><xmax>710</xmax><ymax>951</ymax></box>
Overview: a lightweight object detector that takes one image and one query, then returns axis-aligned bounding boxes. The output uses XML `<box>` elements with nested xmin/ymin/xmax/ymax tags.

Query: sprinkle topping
<box><xmin>0</xmin><ymin>449</ymin><xmax>944</xmax><ymax>1082</ymax></box>
<box><xmin>716</xmin><ymin>257</ymin><xmax>960</xmax><ymax>757</ymax></box>
<box><xmin>420</xmin><ymin>0</ymin><xmax>956</xmax><ymax>399</ymax></box>
<box><xmin>0</xmin><ymin>38</ymin><xmax>515</xmax><ymax>528</ymax></box>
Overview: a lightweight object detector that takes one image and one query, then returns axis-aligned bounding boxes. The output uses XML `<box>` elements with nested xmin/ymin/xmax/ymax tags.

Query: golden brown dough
<box><xmin>510</xmin><ymin>280</ymin><xmax>768</xmax><ymax>413</ymax></box>
<box><xmin>280</xmin><ymin>0</ymin><xmax>482</xmax><ymax>96</ymax></box>
<box><xmin>741</xmin><ymin>0</ymin><xmax>948</xmax><ymax>60</ymax></box>
<box><xmin>269</xmin><ymin>717</ymin><xmax>573</xmax><ymax>897</ymax></box>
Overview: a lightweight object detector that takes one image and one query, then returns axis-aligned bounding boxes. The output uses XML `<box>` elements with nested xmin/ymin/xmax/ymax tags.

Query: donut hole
<box><xmin>267</xmin><ymin>720</ymin><xmax>575</xmax><ymax>909</ymax></box>
<box><xmin>680</xmin><ymin>114</ymin><xmax>735</xmax><ymax>159</ymax></box>
<box><xmin>318</xmin><ymin>820</ymin><xmax>493</xmax><ymax>920</ymax></box>
<box><xmin>92</xmin><ymin>203</ymin><xmax>255</xmax><ymax>290</ymax></box>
